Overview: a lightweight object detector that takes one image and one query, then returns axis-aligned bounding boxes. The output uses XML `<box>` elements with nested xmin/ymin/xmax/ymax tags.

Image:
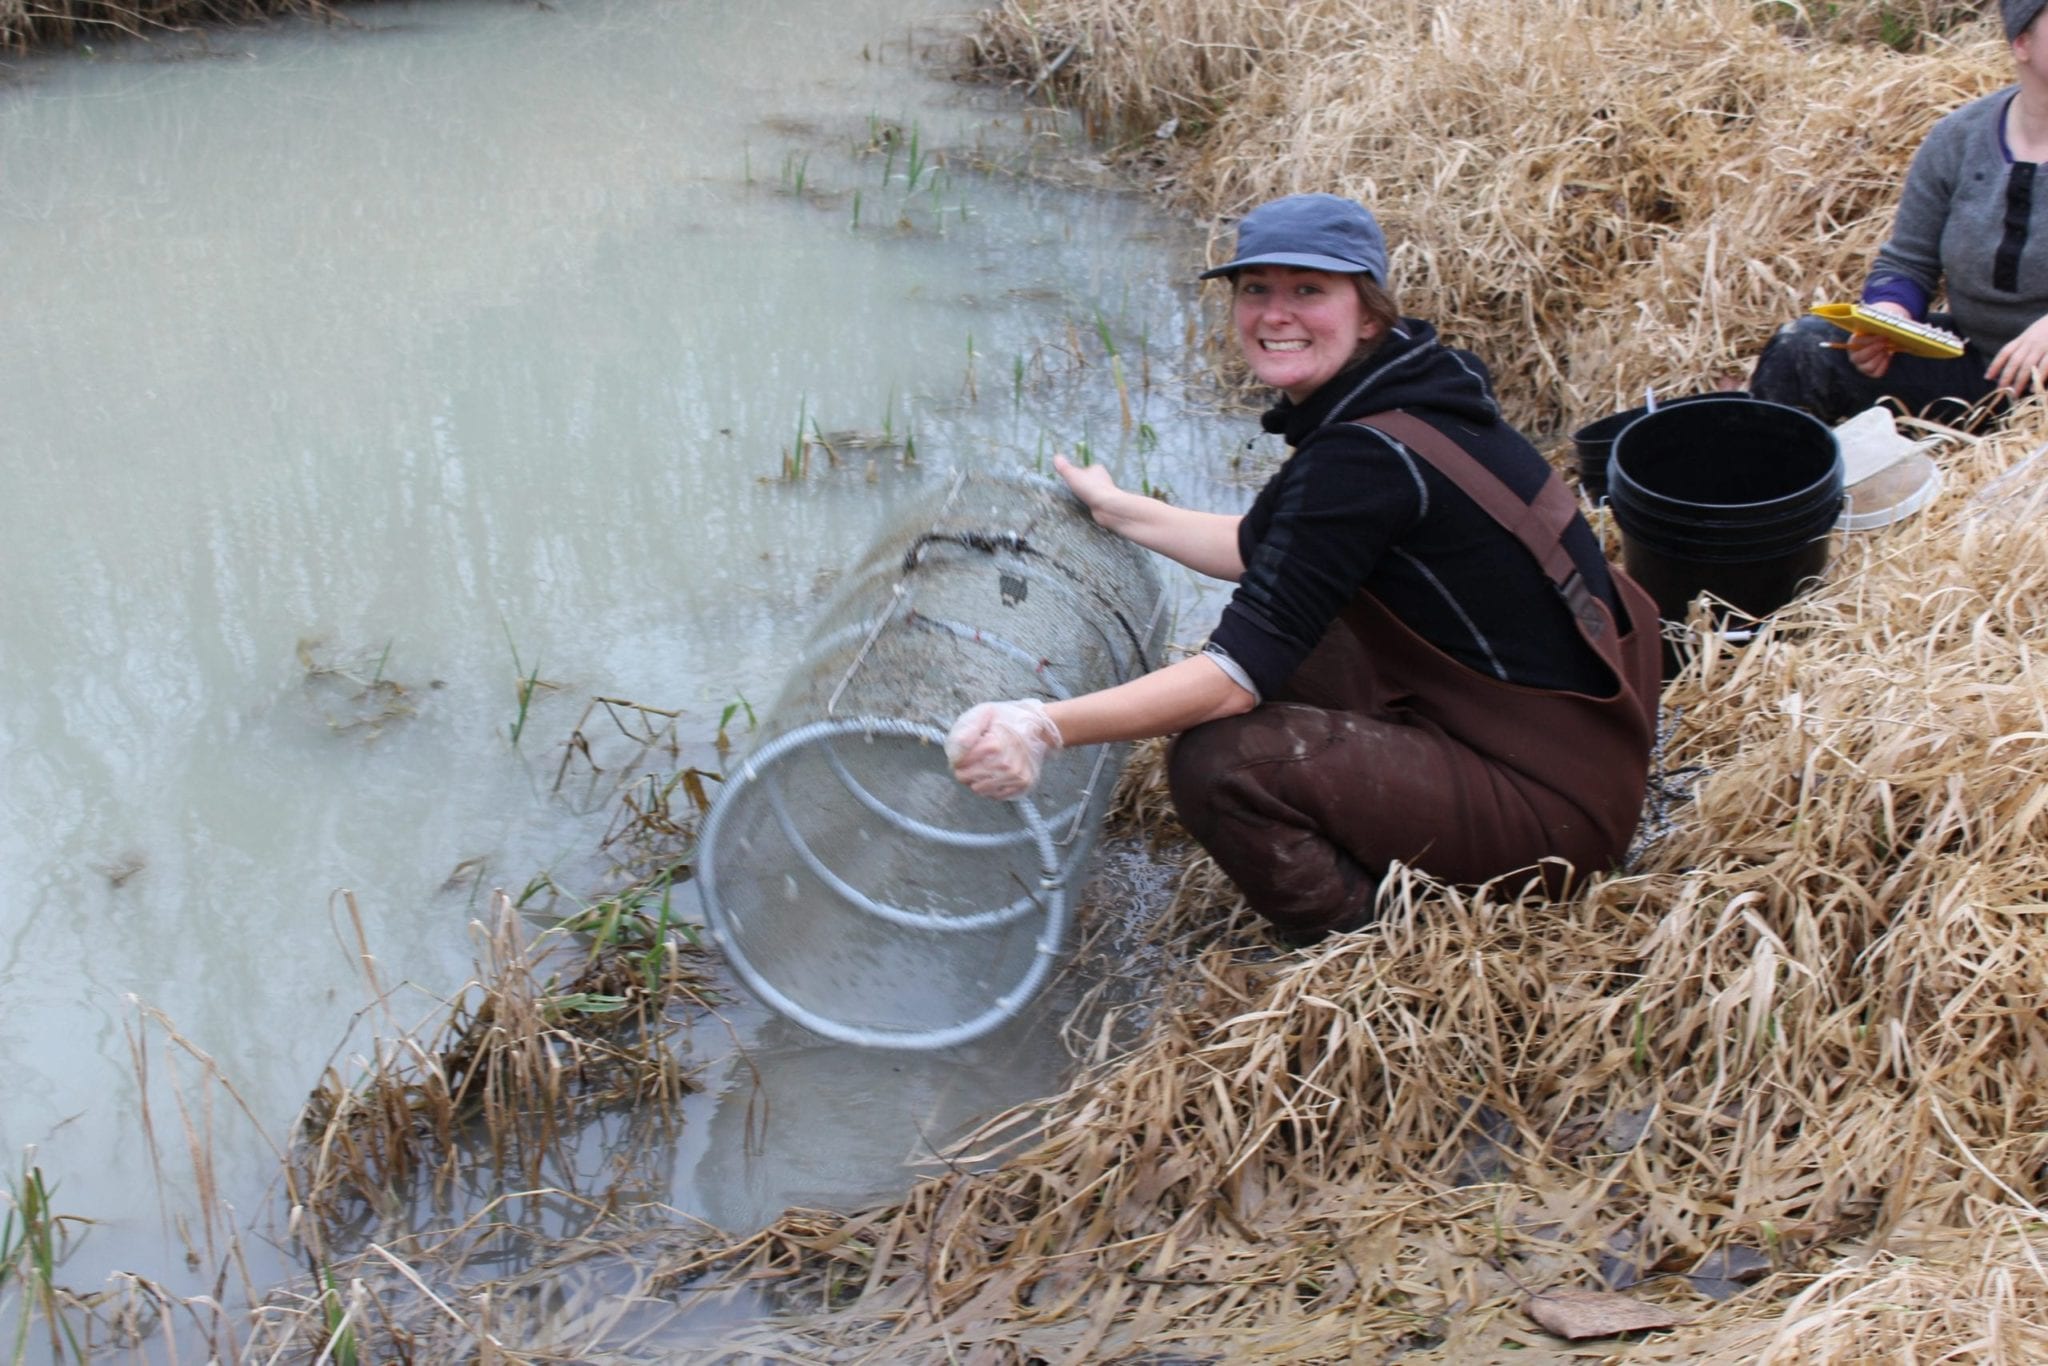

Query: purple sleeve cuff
<box><xmin>1860</xmin><ymin>275</ymin><xmax>1930</xmax><ymax>319</ymax></box>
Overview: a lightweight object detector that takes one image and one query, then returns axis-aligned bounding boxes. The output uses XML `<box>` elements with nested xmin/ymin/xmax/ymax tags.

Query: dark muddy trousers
<box><xmin>1169</xmin><ymin>411</ymin><xmax>1662</xmax><ymax>941</ymax></box>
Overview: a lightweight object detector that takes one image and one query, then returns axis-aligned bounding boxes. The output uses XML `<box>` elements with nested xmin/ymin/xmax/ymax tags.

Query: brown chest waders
<box><xmin>1166</xmin><ymin>410</ymin><xmax>1662</xmax><ymax>940</ymax></box>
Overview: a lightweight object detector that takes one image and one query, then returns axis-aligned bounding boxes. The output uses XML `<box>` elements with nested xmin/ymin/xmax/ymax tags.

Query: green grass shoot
<box><xmin>642</xmin><ymin>876</ymin><xmax>676</xmax><ymax>995</ymax></box>
<box><xmin>3</xmin><ymin>1160</ymin><xmax>87</xmax><ymax>1363</ymax></box>
<box><xmin>809</xmin><ymin>418</ymin><xmax>842</xmax><ymax>468</ymax></box>
<box><xmin>783</xmin><ymin>396</ymin><xmax>810</xmax><ymax>480</ymax></box>
<box><xmin>319</xmin><ymin>1266</ymin><xmax>360</xmax><ymax>1366</ymax></box>
<box><xmin>905</xmin><ymin>124</ymin><xmax>925</xmax><ymax>190</ymax></box>
<box><xmin>716</xmin><ymin>694</ymin><xmax>757</xmax><ymax>750</ymax></box>
<box><xmin>1095</xmin><ymin>310</ymin><xmax>1133</xmax><ymax>429</ymax></box>
<box><xmin>502</xmin><ymin>623</ymin><xmax>543</xmax><ymax>748</ymax></box>
<box><xmin>781</xmin><ymin>150</ymin><xmax>810</xmax><ymax>197</ymax></box>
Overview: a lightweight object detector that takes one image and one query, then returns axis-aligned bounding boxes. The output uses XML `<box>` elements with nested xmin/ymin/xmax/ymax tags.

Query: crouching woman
<box><xmin>948</xmin><ymin>194</ymin><xmax>1661</xmax><ymax>941</ymax></box>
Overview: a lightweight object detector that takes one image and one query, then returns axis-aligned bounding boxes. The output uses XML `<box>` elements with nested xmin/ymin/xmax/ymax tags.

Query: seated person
<box><xmin>1750</xmin><ymin>0</ymin><xmax>2048</xmax><ymax>424</ymax></box>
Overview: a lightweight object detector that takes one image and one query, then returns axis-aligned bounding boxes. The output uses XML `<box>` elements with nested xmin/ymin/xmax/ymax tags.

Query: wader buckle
<box><xmin>1559</xmin><ymin>569</ymin><xmax>1607</xmax><ymax>639</ymax></box>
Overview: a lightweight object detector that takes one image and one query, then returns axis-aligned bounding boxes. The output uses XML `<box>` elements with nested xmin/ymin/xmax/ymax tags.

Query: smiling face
<box><xmin>1232</xmin><ymin>264</ymin><xmax>1385</xmax><ymax>403</ymax></box>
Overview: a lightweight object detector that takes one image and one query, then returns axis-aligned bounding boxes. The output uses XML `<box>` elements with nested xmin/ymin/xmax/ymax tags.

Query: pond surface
<box><xmin>0</xmin><ymin>0</ymin><xmax>1259</xmax><ymax>1337</ymax></box>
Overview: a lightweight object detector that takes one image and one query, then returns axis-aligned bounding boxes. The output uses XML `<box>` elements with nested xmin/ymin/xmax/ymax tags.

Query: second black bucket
<box><xmin>1570</xmin><ymin>391</ymin><xmax>1746</xmax><ymax>503</ymax></box>
<box><xmin>1608</xmin><ymin>396</ymin><xmax>1842</xmax><ymax>673</ymax></box>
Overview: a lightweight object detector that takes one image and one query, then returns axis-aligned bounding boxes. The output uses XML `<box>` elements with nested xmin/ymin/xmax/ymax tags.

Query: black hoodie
<box><xmin>1207</xmin><ymin>319</ymin><xmax>1620</xmax><ymax>700</ymax></box>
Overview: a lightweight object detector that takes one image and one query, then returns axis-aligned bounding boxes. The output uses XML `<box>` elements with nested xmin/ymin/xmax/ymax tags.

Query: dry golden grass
<box><xmin>978</xmin><ymin>0</ymin><xmax>2011</xmax><ymax>434</ymax></box>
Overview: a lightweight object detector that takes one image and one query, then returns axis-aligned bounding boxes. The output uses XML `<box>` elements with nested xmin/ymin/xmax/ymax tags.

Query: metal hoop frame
<box><xmin>697</xmin><ymin>716</ymin><xmax>1068</xmax><ymax>1050</ymax></box>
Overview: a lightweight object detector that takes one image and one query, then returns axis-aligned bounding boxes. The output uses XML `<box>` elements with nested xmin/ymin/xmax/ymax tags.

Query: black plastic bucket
<box><xmin>1608</xmin><ymin>397</ymin><xmax>1841</xmax><ymax>667</ymax></box>
<box><xmin>1571</xmin><ymin>391</ymin><xmax>1746</xmax><ymax>503</ymax></box>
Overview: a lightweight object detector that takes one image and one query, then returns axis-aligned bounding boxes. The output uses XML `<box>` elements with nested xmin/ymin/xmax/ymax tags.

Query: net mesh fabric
<box><xmin>699</xmin><ymin>472</ymin><xmax>1168</xmax><ymax>1048</ymax></box>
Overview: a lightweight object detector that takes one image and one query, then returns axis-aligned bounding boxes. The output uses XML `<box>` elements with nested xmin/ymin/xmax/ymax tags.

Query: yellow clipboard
<box><xmin>1810</xmin><ymin>303</ymin><xmax>1965</xmax><ymax>359</ymax></box>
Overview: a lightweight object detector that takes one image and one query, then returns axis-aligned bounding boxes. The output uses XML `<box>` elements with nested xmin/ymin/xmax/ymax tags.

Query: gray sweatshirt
<box><xmin>1869</xmin><ymin>86</ymin><xmax>2048</xmax><ymax>356</ymax></box>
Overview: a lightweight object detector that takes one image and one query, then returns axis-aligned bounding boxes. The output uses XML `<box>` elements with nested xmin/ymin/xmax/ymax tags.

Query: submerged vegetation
<box><xmin>299</xmin><ymin>636</ymin><xmax>427</xmax><ymax>741</ymax></box>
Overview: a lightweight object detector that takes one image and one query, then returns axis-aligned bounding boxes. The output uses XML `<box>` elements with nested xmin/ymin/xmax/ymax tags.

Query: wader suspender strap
<box><xmin>1350</xmin><ymin>410</ymin><xmax>1630</xmax><ymax>677</ymax></box>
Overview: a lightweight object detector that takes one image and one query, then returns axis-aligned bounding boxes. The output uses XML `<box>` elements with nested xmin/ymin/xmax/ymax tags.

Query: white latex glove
<box><xmin>945</xmin><ymin>699</ymin><xmax>1063</xmax><ymax>800</ymax></box>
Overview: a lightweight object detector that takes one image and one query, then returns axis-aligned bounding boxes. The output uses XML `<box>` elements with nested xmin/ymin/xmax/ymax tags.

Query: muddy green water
<box><xmin>0</xmin><ymin>0</ymin><xmax>1257</xmax><ymax>1342</ymax></box>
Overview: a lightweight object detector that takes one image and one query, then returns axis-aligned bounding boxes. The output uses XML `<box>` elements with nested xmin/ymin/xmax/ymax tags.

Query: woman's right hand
<box><xmin>1846</xmin><ymin>302</ymin><xmax>1912</xmax><ymax>379</ymax></box>
<box><xmin>1053</xmin><ymin>453</ymin><xmax>1122</xmax><ymax>523</ymax></box>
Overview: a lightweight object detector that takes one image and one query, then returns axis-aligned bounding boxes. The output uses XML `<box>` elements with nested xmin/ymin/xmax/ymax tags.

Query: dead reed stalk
<box><xmin>290</xmin><ymin>889</ymin><xmax>710</xmax><ymax>1252</ymax></box>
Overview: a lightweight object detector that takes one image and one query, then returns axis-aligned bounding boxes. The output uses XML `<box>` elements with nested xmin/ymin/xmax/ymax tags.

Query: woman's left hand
<box><xmin>945</xmin><ymin>699</ymin><xmax>1064</xmax><ymax>799</ymax></box>
<box><xmin>1987</xmin><ymin>314</ymin><xmax>2048</xmax><ymax>394</ymax></box>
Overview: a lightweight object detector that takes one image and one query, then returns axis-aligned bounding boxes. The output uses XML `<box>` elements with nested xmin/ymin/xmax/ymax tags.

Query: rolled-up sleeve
<box><xmin>1199</xmin><ymin>643</ymin><xmax>1261</xmax><ymax>704</ymax></box>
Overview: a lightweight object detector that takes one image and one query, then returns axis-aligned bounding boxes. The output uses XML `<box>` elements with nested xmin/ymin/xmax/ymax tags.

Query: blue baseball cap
<box><xmin>1198</xmin><ymin>193</ymin><xmax>1389</xmax><ymax>282</ymax></box>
